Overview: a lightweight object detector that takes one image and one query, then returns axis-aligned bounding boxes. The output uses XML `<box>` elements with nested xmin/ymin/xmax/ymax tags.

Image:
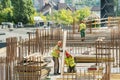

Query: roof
<box><xmin>57</xmin><ymin>3</ymin><xmax>67</xmax><ymax>10</ymax></box>
<box><xmin>57</xmin><ymin>3</ymin><xmax>76</xmax><ymax>11</ymax></box>
<box><xmin>40</xmin><ymin>2</ymin><xmax>76</xmax><ymax>15</ymax></box>
<box><xmin>91</xmin><ymin>6</ymin><xmax>100</xmax><ymax>11</ymax></box>
<box><xmin>66</xmin><ymin>6</ymin><xmax>76</xmax><ymax>12</ymax></box>
<box><xmin>40</xmin><ymin>3</ymin><xmax>52</xmax><ymax>12</ymax></box>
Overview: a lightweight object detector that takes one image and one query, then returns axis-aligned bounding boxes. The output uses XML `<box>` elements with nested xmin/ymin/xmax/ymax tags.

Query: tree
<box><xmin>46</xmin><ymin>8</ymin><xmax>90</xmax><ymax>25</ymax></box>
<box><xmin>11</xmin><ymin>0</ymin><xmax>35</xmax><ymax>24</ymax></box>
<box><xmin>0</xmin><ymin>2</ymin><xmax>3</xmax><ymax>11</ymax></box>
<box><xmin>0</xmin><ymin>8</ymin><xmax>13</xmax><ymax>23</ymax></box>
<box><xmin>53</xmin><ymin>9</ymin><xmax>73</xmax><ymax>25</ymax></box>
<box><xmin>39</xmin><ymin>13</ymin><xmax>46</xmax><ymax>22</ymax></box>
<box><xmin>2</xmin><ymin>0</ymin><xmax>11</xmax><ymax>8</ymax></box>
<box><xmin>0</xmin><ymin>1</ymin><xmax>13</xmax><ymax>23</ymax></box>
<box><xmin>76</xmin><ymin>7</ymin><xmax>91</xmax><ymax>21</ymax></box>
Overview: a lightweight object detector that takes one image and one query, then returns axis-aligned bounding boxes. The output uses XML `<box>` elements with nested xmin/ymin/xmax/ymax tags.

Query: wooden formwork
<box><xmin>0</xmin><ymin>57</ymin><xmax>6</xmax><ymax>80</ymax></box>
<box><xmin>14</xmin><ymin>57</ymin><xmax>50</xmax><ymax>80</ymax></box>
<box><xmin>1</xmin><ymin>36</ymin><xmax>51</xmax><ymax>80</ymax></box>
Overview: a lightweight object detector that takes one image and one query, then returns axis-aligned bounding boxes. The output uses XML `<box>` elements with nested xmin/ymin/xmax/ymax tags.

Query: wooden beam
<box><xmin>74</xmin><ymin>56</ymin><xmax>114</xmax><ymax>63</ymax></box>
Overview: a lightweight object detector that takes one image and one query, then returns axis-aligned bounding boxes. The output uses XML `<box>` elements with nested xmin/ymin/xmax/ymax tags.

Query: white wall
<box><xmin>59</xmin><ymin>0</ymin><xmax>65</xmax><ymax>3</ymax></box>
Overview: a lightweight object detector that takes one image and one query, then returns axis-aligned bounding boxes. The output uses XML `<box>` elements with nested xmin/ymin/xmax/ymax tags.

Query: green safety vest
<box><xmin>51</xmin><ymin>45</ymin><xmax>60</xmax><ymax>57</ymax></box>
<box><xmin>79</xmin><ymin>23</ymin><xmax>86</xmax><ymax>31</ymax></box>
<box><xmin>65</xmin><ymin>57</ymin><xmax>75</xmax><ymax>67</ymax></box>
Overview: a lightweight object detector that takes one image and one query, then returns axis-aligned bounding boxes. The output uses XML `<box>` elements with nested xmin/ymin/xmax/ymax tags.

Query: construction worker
<box><xmin>79</xmin><ymin>21</ymin><xmax>86</xmax><ymax>41</ymax></box>
<box><xmin>51</xmin><ymin>41</ymin><xmax>62</xmax><ymax>75</ymax></box>
<box><xmin>65</xmin><ymin>51</ymin><xmax>76</xmax><ymax>73</ymax></box>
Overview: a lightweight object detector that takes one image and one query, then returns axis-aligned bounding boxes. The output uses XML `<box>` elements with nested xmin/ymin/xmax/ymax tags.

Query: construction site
<box><xmin>1</xmin><ymin>0</ymin><xmax>120</xmax><ymax>80</ymax></box>
<box><xmin>0</xmin><ymin>16</ymin><xmax>120</xmax><ymax>80</ymax></box>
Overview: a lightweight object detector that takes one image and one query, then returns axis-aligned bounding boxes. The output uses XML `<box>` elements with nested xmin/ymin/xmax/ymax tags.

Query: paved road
<box><xmin>0</xmin><ymin>27</ymin><xmax>42</xmax><ymax>42</ymax></box>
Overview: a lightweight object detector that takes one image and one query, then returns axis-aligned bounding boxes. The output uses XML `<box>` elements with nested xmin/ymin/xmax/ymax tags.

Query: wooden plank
<box><xmin>56</xmin><ymin>78</ymin><xmax>76</xmax><ymax>80</ymax></box>
<box><xmin>92</xmin><ymin>53</ymin><xmax>111</xmax><ymax>55</ymax></box>
<box><xmin>63</xmin><ymin>73</ymin><xmax>76</xmax><ymax>75</ymax></box>
<box><xmin>16</xmin><ymin>69</ymin><xmax>49</xmax><ymax>80</ymax></box>
<box><xmin>74</xmin><ymin>56</ymin><xmax>114</xmax><ymax>63</ymax></box>
<box><xmin>63</xmin><ymin>72</ymin><xmax>103</xmax><ymax>76</ymax></box>
<box><xmin>110</xmin><ymin>74</ymin><xmax>120</xmax><ymax>79</ymax></box>
<box><xmin>14</xmin><ymin>62</ymin><xmax>48</xmax><ymax>72</ymax></box>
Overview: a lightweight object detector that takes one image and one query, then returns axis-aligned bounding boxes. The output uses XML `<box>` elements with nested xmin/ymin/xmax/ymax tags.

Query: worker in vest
<box><xmin>65</xmin><ymin>50</ymin><xmax>76</xmax><ymax>73</ymax></box>
<box><xmin>79</xmin><ymin>21</ymin><xmax>86</xmax><ymax>41</ymax></box>
<box><xmin>51</xmin><ymin>41</ymin><xmax>62</xmax><ymax>75</ymax></box>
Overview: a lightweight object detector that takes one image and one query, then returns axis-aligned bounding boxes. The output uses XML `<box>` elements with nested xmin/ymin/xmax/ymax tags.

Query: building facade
<box><xmin>33</xmin><ymin>0</ymin><xmax>66</xmax><ymax>11</ymax></box>
<box><xmin>33</xmin><ymin>0</ymin><xmax>49</xmax><ymax>11</ymax></box>
<box><xmin>65</xmin><ymin>0</ymin><xmax>83</xmax><ymax>9</ymax></box>
<box><xmin>51</xmin><ymin>0</ymin><xmax>67</xmax><ymax>3</ymax></box>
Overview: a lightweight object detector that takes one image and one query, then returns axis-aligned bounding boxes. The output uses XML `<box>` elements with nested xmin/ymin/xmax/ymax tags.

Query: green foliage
<box><xmin>45</xmin><ymin>7</ymin><xmax>90</xmax><ymax>25</ymax></box>
<box><xmin>77</xmin><ymin>7</ymin><xmax>91</xmax><ymax>21</ymax></box>
<box><xmin>58</xmin><ymin>9</ymin><xmax>73</xmax><ymax>24</ymax></box>
<box><xmin>2</xmin><ymin>0</ymin><xmax>11</xmax><ymax>8</ymax></box>
<box><xmin>46</xmin><ymin>14</ymin><xmax>51</xmax><ymax>21</ymax></box>
<box><xmin>0</xmin><ymin>0</ymin><xmax>12</xmax><ymax>23</ymax></box>
<box><xmin>0</xmin><ymin>3</ymin><xmax>3</xmax><ymax>11</ymax></box>
<box><xmin>52</xmin><ymin>10</ymin><xmax>59</xmax><ymax>23</ymax></box>
<box><xmin>49</xmin><ymin>9</ymin><xmax>73</xmax><ymax>25</ymax></box>
<box><xmin>45</xmin><ymin>10</ymin><xmax>60</xmax><ymax>23</ymax></box>
<box><xmin>72</xmin><ymin>7</ymin><xmax>91</xmax><ymax>23</ymax></box>
<box><xmin>32</xmin><ymin>12</ymin><xmax>47</xmax><ymax>23</ymax></box>
<box><xmin>0</xmin><ymin>8</ymin><xmax>13</xmax><ymax>23</ymax></box>
<box><xmin>11</xmin><ymin>0</ymin><xmax>35</xmax><ymax>24</ymax></box>
<box><xmin>39</xmin><ymin>13</ymin><xmax>47</xmax><ymax>22</ymax></box>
